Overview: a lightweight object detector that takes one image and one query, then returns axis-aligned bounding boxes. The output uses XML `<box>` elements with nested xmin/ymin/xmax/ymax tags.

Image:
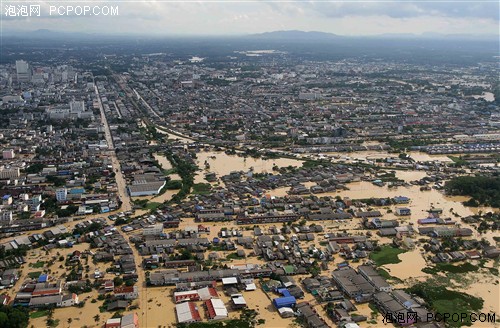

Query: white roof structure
<box><xmin>197</xmin><ymin>286</ymin><xmax>216</xmax><ymax>300</ymax></box>
<box><xmin>207</xmin><ymin>298</ymin><xmax>228</xmax><ymax>320</ymax></box>
<box><xmin>278</xmin><ymin>307</ymin><xmax>294</xmax><ymax>315</ymax></box>
<box><xmin>221</xmin><ymin>277</ymin><xmax>238</xmax><ymax>285</ymax></box>
<box><xmin>230</xmin><ymin>294</ymin><xmax>247</xmax><ymax>306</ymax></box>
<box><xmin>245</xmin><ymin>283</ymin><xmax>257</xmax><ymax>291</ymax></box>
<box><xmin>344</xmin><ymin>323</ymin><xmax>360</xmax><ymax>328</ymax></box>
<box><xmin>175</xmin><ymin>302</ymin><xmax>200</xmax><ymax>323</ymax></box>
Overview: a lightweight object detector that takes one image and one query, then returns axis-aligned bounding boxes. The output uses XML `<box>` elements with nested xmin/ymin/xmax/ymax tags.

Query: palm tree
<box><xmin>93</xmin><ymin>314</ymin><xmax>100</xmax><ymax>323</ymax></box>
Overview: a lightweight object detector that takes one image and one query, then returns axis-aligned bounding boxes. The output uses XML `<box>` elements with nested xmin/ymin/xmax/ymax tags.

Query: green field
<box><xmin>369</xmin><ymin>245</ymin><xmax>407</xmax><ymax>266</ymax></box>
<box><xmin>29</xmin><ymin>310</ymin><xmax>49</xmax><ymax>319</ymax></box>
<box><xmin>422</xmin><ymin>262</ymin><xmax>479</xmax><ymax>275</ymax></box>
<box><xmin>406</xmin><ymin>283</ymin><xmax>483</xmax><ymax>327</ymax></box>
<box><xmin>30</xmin><ymin>261</ymin><xmax>45</xmax><ymax>268</ymax></box>
<box><xmin>145</xmin><ymin>202</ymin><xmax>161</xmax><ymax>210</ymax></box>
<box><xmin>28</xmin><ymin>271</ymin><xmax>42</xmax><ymax>279</ymax></box>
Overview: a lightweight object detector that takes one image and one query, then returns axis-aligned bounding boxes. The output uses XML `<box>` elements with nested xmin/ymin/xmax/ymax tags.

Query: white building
<box><xmin>58</xmin><ymin>293</ymin><xmax>79</xmax><ymax>307</ymax></box>
<box><xmin>45</xmin><ymin>100</ymin><xmax>93</xmax><ymax>120</ymax></box>
<box><xmin>143</xmin><ymin>223</ymin><xmax>163</xmax><ymax>236</ymax></box>
<box><xmin>175</xmin><ymin>302</ymin><xmax>201</xmax><ymax>324</ymax></box>
<box><xmin>205</xmin><ymin>298</ymin><xmax>228</xmax><ymax>320</ymax></box>
<box><xmin>16</xmin><ymin>60</ymin><xmax>31</xmax><ymax>83</ymax></box>
<box><xmin>55</xmin><ymin>188</ymin><xmax>68</xmax><ymax>202</ymax></box>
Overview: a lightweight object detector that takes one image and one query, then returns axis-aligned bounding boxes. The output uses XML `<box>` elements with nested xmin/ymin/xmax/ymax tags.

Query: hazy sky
<box><xmin>2</xmin><ymin>0</ymin><xmax>499</xmax><ymax>36</ymax></box>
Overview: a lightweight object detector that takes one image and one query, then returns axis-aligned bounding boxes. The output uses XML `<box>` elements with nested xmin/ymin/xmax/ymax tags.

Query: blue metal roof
<box><xmin>273</xmin><ymin>296</ymin><xmax>296</xmax><ymax>308</ymax></box>
<box><xmin>277</xmin><ymin>288</ymin><xmax>291</xmax><ymax>297</ymax></box>
<box><xmin>38</xmin><ymin>274</ymin><xmax>48</xmax><ymax>282</ymax></box>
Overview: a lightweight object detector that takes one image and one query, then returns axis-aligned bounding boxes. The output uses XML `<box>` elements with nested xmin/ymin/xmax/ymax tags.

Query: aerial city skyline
<box><xmin>0</xmin><ymin>1</ymin><xmax>498</xmax><ymax>328</ymax></box>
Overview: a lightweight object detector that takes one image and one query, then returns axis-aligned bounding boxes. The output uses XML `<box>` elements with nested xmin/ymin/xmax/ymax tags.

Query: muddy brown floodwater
<box><xmin>194</xmin><ymin>151</ymin><xmax>303</xmax><ymax>184</ymax></box>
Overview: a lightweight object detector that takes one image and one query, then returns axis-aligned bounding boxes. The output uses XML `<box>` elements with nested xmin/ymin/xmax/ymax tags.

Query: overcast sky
<box><xmin>2</xmin><ymin>0</ymin><xmax>499</xmax><ymax>36</ymax></box>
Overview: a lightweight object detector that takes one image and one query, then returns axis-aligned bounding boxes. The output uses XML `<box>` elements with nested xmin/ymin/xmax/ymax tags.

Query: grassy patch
<box><xmin>165</xmin><ymin>180</ymin><xmax>182</xmax><ymax>190</ymax></box>
<box><xmin>145</xmin><ymin>202</ymin><xmax>161</xmax><ymax>211</ymax></box>
<box><xmin>30</xmin><ymin>310</ymin><xmax>49</xmax><ymax>319</ymax></box>
<box><xmin>422</xmin><ymin>262</ymin><xmax>480</xmax><ymax>275</ymax></box>
<box><xmin>28</xmin><ymin>271</ymin><xmax>42</xmax><ymax>279</ymax></box>
<box><xmin>192</xmin><ymin>183</ymin><xmax>212</xmax><ymax>195</ymax></box>
<box><xmin>30</xmin><ymin>261</ymin><xmax>45</xmax><ymax>268</ymax></box>
<box><xmin>302</xmin><ymin>160</ymin><xmax>331</xmax><ymax>169</ymax></box>
<box><xmin>488</xmin><ymin>267</ymin><xmax>499</xmax><ymax>276</ymax></box>
<box><xmin>226</xmin><ymin>252</ymin><xmax>240</xmax><ymax>260</ymax></box>
<box><xmin>448</xmin><ymin>156</ymin><xmax>469</xmax><ymax>166</ymax></box>
<box><xmin>369</xmin><ymin>245</ymin><xmax>407</xmax><ymax>266</ymax></box>
<box><xmin>406</xmin><ymin>283</ymin><xmax>483</xmax><ymax>327</ymax></box>
<box><xmin>47</xmin><ymin>318</ymin><xmax>60</xmax><ymax>328</ymax></box>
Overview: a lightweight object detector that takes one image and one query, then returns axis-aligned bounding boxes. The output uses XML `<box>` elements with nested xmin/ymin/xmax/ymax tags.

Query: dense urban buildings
<box><xmin>0</xmin><ymin>29</ymin><xmax>498</xmax><ymax>328</ymax></box>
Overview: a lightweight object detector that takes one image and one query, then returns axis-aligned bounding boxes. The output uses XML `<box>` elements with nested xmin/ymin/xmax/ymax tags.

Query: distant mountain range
<box><xmin>3</xmin><ymin>29</ymin><xmax>498</xmax><ymax>41</ymax></box>
<box><xmin>247</xmin><ymin>30</ymin><xmax>498</xmax><ymax>41</ymax></box>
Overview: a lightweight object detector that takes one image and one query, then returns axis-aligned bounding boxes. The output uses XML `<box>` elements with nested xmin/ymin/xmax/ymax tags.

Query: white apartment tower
<box><xmin>16</xmin><ymin>60</ymin><xmax>31</xmax><ymax>83</ymax></box>
<box><xmin>56</xmin><ymin>188</ymin><xmax>68</xmax><ymax>202</ymax></box>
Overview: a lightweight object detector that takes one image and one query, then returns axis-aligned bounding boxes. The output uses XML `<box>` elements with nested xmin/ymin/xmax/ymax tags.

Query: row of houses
<box><xmin>14</xmin><ymin>280</ymin><xmax>79</xmax><ymax>308</ymax></box>
<box><xmin>149</xmin><ymin>267</ymin><xmax>272</xmax><ymax>286</ymax></box>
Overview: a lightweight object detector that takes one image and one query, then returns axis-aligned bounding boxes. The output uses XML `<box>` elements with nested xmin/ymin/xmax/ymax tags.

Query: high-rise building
<box><xmin>56</xmin><ymin>188</ymin><xmax>68</xmax><ymax>202</ymax></box>
<box><xmin>16</xmin><ymin>60</ymin><xmax>31</xmax><ymax>83</ymax></box>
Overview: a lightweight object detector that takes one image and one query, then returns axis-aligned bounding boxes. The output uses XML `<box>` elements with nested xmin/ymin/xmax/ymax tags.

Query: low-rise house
<box><xmin>31</xmin><ymin>281</ymin><xmax>62</xmax><ymax>297</ymax></box>
<box><xmin>120</xmin><ymin>313</ymin><xmax>139</xmax><ymax>328</ymax></box>
<box><xmin>483</xmin><ymin>246</ymin><xmax>500</xmax><ymax>258</ymax></box>
<box><xmin>114</xmin><ymin>285</ymin><xmax>139</xmax><ymax>300</ymax></box>
<box><xmin>296</xmin><ymin>302</ymin><xmax>329</xmax><ymax>328</ymax></box>
<box><xmin>1</xmin><ymin>268</ymin><xmax>19</xmax><ymax>286</ymax></box>
<box><xmin>107</xmin><ymin>300</ymin><xmax>129</xmax><ymax>311</ymax></box>
<box><xmin>28</xmin><ymin>293</ymin><xmax>78</xmax><ymax>308</ymax></box>
<box><xmin>355</xmin><ymin>211</ymin><xmax>382</xmax><ymax>219</ymax></box>
<box><xmin>230</xmin><ymin>294</ymin><xmax>247</xmax><ymax>309</ymax></box>
<box><xmin>395</xmin><ymin>208</ymin><xmax>411</xmax><ymax>216</ymax></box>
<box><xmin>372</xmin><ymin>291</ymin><xmax>416</xmax><ymax>326</ymax></box>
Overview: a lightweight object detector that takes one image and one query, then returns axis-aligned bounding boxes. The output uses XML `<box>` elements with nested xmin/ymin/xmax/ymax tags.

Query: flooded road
<box><xmin>156</xmin><ymin>126</ymin><xmax>194</xmax><ymax>144</ymax></box>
